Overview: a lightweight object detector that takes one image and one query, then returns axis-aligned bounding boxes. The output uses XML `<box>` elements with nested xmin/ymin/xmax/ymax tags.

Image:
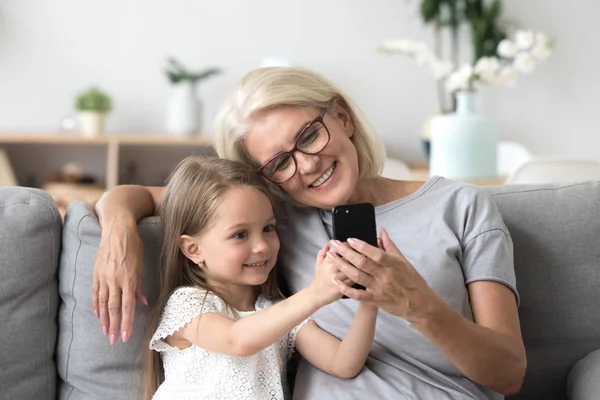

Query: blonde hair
<box><xmin>143</xmin><ymin>156</ymin><xmax>282</xmax><ymax>400</ymax></box>
<box><xmin>213</xmin><ymin>67</ymin><xmax>386</xmax><ymax>184</ymax></box>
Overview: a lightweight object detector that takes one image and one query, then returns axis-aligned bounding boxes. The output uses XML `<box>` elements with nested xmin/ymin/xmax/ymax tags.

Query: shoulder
<box><xmin>164</xmin><ymin>286</ymin><xmax>227</xmax><ymax>316</ymax></box>
<box><xmin>434</xmin><ymin>179</ymin><xmax>508</xmax><ymax>239</ymax></box>
<box><xmin>419</xmin><ymin>177</ymin><xmax>496</xmax><ymax>213</ymax></box>
<box><xmin>407</xmin><ymin>177</ymin><xmax>507</xmax><ymax>239</ymax></box>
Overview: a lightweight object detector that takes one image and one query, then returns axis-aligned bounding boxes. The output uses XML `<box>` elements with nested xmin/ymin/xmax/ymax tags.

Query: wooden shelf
<box><xmin>0</xmin><ymin>133</ymin><xmax>213</xmax><ymax>146</ymax></box>
<box><xmin>0</xmin><ymin>133</ymin><xmax>214</xmax><ymax>189</ymax></box>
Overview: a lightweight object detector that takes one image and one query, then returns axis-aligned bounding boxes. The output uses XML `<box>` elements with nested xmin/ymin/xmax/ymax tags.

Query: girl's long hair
<box><xmin>142</xmin><ymin>156</ymin><xmax>282</xmax><ymax>400</ymax></box>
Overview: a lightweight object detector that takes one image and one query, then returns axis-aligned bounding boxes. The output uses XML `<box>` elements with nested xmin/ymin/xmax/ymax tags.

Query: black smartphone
<box><xmin>332</xmin><ymin>203</ymin><xmax>378</xmax><ymax>292</ymax></box>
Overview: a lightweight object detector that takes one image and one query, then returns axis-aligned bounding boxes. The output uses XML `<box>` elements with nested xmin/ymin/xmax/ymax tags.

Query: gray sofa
<box><xmin>1</xmin><ymin>183</ymin><xmax>599</xmax><ymax>400</ymax></box>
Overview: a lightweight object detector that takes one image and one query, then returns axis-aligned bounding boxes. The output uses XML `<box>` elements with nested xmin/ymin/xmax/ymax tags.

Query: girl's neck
<box><xmin>206</xmin><ymin>279</ymin><xmax>258</xmax><ymax>312</ymax></box>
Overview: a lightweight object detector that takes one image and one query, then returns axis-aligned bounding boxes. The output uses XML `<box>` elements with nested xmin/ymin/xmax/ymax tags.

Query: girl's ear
<box><xmin>179</xmin><ymin>234</ymin><xmax>203</xmax><ymax>264</ymax></box>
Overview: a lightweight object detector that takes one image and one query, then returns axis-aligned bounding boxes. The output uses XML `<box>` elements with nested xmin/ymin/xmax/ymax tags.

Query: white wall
<box><xmin>0</xmin><ymin>0</ymin><xmax>598</xmax><ymax>165</ymax></box>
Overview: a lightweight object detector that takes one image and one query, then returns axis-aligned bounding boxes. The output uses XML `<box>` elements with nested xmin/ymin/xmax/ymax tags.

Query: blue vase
<box><xmin>429</xmin><ymin>91</ymin><xmax>498</xmax><ymax>179</ymax></box>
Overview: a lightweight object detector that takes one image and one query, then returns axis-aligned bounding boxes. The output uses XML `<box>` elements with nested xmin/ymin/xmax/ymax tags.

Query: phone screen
<box><xmin>332</xmin><ymin>203</ymin><xmax>377</xmax><ymax>247</ymax></box>
<box><xmin>331</xmin><ymin>203</ymin><xmax>378</xmax><ymax>292</ymax></box>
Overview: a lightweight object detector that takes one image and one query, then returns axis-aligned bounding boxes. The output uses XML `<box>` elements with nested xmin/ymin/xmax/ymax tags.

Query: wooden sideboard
<box><xmin>0</xmin><ymin>133</ymin><xmax>214</xmax><ymax>188</ymax></box>
<box><xmin>0</xmin><ymin>133</ymin><xmax>214</xmax><ymax>217</ymax></box>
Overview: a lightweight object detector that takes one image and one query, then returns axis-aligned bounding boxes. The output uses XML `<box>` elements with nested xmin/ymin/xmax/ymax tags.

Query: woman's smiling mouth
<box><xmin>309</xmin><ymin>162</ymin><xmax>336</xmax><ymax>188</ymax></box>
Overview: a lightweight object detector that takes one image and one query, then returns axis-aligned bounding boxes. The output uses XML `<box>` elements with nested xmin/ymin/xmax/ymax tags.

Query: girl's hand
<box><xmin>327</xmin><ymin>228</ymin><xmax>440</xmax><ymax>322</ymax></box>
<box><xmin>309</xmin><ymin>245</ymin><xmax>351</xmax><ymax>306</ymax></box>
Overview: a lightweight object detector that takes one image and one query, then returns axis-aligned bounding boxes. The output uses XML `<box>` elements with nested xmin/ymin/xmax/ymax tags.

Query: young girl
<box><xmin>144</xmin><ymin>156</ymin><xmax>378</xmax><ymax>400</ymax></box>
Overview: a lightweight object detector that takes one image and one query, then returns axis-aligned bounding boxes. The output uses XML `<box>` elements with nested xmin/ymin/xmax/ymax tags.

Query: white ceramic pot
<box><xmin>429</xmin><ymin>91</ymin><xmax>498</xmax><ymax>179</ymax></box>
<box><xmin>166</xmin><ymin>82</ymin><xmax>199</xmax><ymax>136</ymax></box>
<box><xmin>79</xmin><ymin>112</ymin><xmax>106</xmax><ymax>138</ymax></box>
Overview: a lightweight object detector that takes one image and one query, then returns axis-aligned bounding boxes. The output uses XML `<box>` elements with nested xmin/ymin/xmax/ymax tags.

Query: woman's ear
<box><xmin>179</xmin><ymin>234</ymin><xmax>203</xmax><ymax>264</ymax></box>
<box><xmin>334</xmin><ymin>98</ymin><xmax>354</xmax><ymax>138</ymax></box>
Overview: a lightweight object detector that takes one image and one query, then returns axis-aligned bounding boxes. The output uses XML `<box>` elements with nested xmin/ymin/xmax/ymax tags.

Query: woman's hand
<box><xmin>328</xmin><ymin>228</ymin><xmax>440</xmax><ymax>322</ymax></box>
<box><xmin>92</xmin><ymin>215</ymin><xmax>147</xmax><ymax>345</ymax></box>
<box><xmin>308</xmin><ymin>245</ymin><xmax>352</xmax><ymax>306</ymax></box>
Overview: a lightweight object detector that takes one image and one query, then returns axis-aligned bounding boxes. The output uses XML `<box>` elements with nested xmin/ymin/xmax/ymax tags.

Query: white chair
<box><xmin>381</xmin><ymin>157</ymin><xmax>412</xmax><ymax>180</ymax></box>
<box><xmin>497</xmin><ymin>141</ymin><xmax>533</xmax><ymax>176</ymax></box>
<box><xmin>506</xmin><ymin>158</ymin><xmax>600</xmax><ymax>184</ymax></box>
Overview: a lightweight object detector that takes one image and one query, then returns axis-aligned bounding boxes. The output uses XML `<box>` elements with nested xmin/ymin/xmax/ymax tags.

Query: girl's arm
<box><xmin>93</xmin><ymin>185</ymin><xmax>164</xmax><ymax>344</ymax></box>
<box><xmin>174</xmin><ymin>247</ymin><xmax>345</xmax><ymax>357</ymax></box>
<box><xmin>175</xmin><ymin>285</ymin><xmax>334</xmax><ymax>357</ymax></box>
<box><xmin>294</xmin><ymin>302</ymin><xmax>378</xmax><ymax>379</ymax></box>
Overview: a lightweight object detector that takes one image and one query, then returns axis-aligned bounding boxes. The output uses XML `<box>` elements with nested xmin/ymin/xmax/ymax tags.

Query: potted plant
<box><xmin>379</xmin><ymin>0</ymin><xmax>553</xmax><ymax>179</ymax></box>
<box><xmin>74</xmin><ymin>87</ymin><xmax>113</xmax><ymax>137</ymax></box>
<box><xmin>164</xmin><ymin>57</ymin><xmax>221</xmax><ymax>136</ymax></box>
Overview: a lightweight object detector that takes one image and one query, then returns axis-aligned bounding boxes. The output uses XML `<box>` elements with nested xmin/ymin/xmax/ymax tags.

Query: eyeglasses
<box><xmin>258</xmin><ymin>112</ymin><xmax>331</xmax><ymax>184</ymax></box>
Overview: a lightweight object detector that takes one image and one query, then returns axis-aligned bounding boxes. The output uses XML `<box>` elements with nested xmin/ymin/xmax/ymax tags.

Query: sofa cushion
<box><xmin>567</xmin><ymin>349</ymin><xmax>600</xmax><ymax>400</ymax></box>
<box><xmin>485</xmin><ymin>181</ymin><xmax>600</xmax><ymax>400</ymax></box>
<box><xmin>56</xmin><ymin>201</ymin><xmax>162</xmax><ymax>399</ymax></box>
<box><xmin>0</xmin><ymin>187</ymin><xmax>61</xmax><ymax>400</ymax></box>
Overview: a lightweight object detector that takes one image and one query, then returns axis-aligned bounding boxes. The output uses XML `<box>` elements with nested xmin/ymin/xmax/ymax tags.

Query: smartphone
<box><xmin>332</xmin><ymin>203</ymin><xmax>378</xmax><ymax>292</ymax></box>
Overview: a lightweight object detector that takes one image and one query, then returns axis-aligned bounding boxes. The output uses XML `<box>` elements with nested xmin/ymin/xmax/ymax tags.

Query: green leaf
<box><xmin>74</xmin><ymin>87</ymin><xmax>112</xmax><ymax>113</ymax></box>
<box><xmin>421</xmin><ymin>0</ymin><xmax>441</xmax><ymax>23</ymax></box>
<box><xmin>487</xmin><ymin>0</ymin><xmax>502</xmax><ymax>22</ymax></box>
<box><xmin>164</xmin><ymin>57</ymin><xmax>222</xmax><ymax>85</ymax></box>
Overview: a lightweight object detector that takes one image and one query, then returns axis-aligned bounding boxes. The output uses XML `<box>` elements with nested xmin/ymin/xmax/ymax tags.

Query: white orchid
<box><xmin>430</xmin><ymin>60</ymin><xmax>455</xmax><ymax>80</ymax></box>
<box><xmin>531</xmin><ymin>32</ymin><xmax>553</xmax><ymax>60</ymax></box>
<box><xmin>513</xmin><ymin>52</ymin><xmax>536</xmax><ymax>74</ymax></box>
<box><xmin>497</xmin><ymin>39</ymin><xmax>519</xmax><ymax>58</ymax></box>
<box><xmin>379</xmin><ymin>29</ymin><xmax>553</xmax><ymax>95</ymax></box>
<box><xmin>474</xmin><ymin>57</ymin><xmax>501</xmax><ymax>84</ymax></box>
<box><xmin>379</xmin><ymin>39</ymin><xmax>418</xmax><ymax>54</ymax></box>
<box><xmin>445</xmin><ymin>64</ymin><xmax>473</xmax><ymax>92</ymax></box>
<box><xmin>515</xmin><ymin>30</ymin><xmax>535</xmax><ymax>50</ymax></box>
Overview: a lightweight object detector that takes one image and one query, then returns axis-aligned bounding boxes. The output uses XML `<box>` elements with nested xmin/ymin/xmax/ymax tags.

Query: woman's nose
<box><xmin>294</xmin><ymin>152</ymin><xmax>320</xmax><ymax>175</ymax></box>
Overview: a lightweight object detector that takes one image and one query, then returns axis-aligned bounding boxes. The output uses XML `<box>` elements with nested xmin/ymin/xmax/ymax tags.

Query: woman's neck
<box><xmin>347</xmin><ymin>176</ymin><xmax>424</xmax><ymax>207</ymax></box>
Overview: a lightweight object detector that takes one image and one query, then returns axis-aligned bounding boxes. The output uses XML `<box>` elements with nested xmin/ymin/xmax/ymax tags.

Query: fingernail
<box><xmin>332</xmin><ymin>279</ymin><xmax>340</xmax><ymax>286</ymax></box>
<box><xmin>94</xmin><ymin>309</ymin><xmax>99</xmax><ymax>318</ymax></box>
<box><xmin>330</xmin><ymin>240</ymin><xmax>339</xmax><ymax>247</ymax></box>
<box><xmin>102</xmin><ymin>326</ymin><xmax>108</xmax><ymax>337</ymax></box>
<box><xmin>327</xmin><ymin>252</ymin><xmax>335</xmax><ymax>260</ymax></box>
<box><xmin>143</xmin><ymin>297</ymin><xmax>149</xmax><ymax>306</ymax></box>
<box><xmin>347</xmin><ymin>238</ymin><xmax>357</xmax><ymax>245</ymax></box>
<box><xmin>110</xmin><ymin>334</ymin><xmax>116</xmax><ymax>346</ymax></box>
<box><xmin>122</xmin><ymin>330</ymin><xmax>129</xmax><ymax>343</ymax></box>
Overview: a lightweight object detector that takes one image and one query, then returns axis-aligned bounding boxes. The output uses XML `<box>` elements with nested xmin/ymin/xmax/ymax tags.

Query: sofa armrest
<box><xmin>0</xmin><ymin>187</ymin><xmax>61</xmax><ymax>400</ymax></box>
<box><xmin>567</xmin><ymin>349</ymin><xmax>600</xmax><ymax>400</ymax></box>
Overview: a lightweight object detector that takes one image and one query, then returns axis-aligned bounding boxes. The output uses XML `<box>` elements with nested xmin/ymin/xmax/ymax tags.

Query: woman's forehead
<box><xmin>245</xmin><ymin>106</ymin><xmax>318</xmax><ymax>160</ymax></box>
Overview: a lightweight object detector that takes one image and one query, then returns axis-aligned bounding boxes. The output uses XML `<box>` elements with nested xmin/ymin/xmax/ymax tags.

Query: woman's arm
<box><xmin>331</xmin><ymin>231</ymin><xmax>527</xmax><ymax>395</ymax></box>
<box><xmin>410</xmin><ymin>281</ymin><xmax>526</xmax><ymax>395</ymax></box>
<box><xmin>174</xmin><ymin>285</ymin><xmax>331</xmax><ymax>357</ymax></box>
<box><xmin>294</xmin><ymin>302</ymin><xmax>378</xmax><ymax>379</ymax></box>
<box><xmin>92</xmin><ymin>185</ymin><xmax>164</xmax><ymax>345</ymax></box>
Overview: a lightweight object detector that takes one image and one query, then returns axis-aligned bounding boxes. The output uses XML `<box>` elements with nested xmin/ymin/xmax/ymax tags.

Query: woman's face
<box><xmin>245</xmin><ymin>105</ymin><xmax>360</xmax><ymax>209</ymax></box>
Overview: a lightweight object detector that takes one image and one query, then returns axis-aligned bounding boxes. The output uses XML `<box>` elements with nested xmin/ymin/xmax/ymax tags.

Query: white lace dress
<box><xmin>149</xmin><ymin>286</ymin><xmax>310</xmax><ymax>400</ymax></box>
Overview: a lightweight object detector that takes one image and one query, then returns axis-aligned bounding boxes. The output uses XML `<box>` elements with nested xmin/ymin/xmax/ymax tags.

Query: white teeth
<box><xmin>245</xmin><ymin>260</ymin><xmax>267</xmax><ymax>267</ymax></box>
<box><xmin>311</xmin><ymin>163</ymin><xmax>335</xmax><ymax>188</ymax></box>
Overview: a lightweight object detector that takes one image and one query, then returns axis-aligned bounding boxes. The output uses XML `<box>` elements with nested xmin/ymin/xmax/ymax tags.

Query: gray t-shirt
<box><xmin>276</xmin><ymin>176</ymin><xmax>518</xmax><ymax>400</ymax></box>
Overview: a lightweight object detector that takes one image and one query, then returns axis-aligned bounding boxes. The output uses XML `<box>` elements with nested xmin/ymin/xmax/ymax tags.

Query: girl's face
<box><xmin>244</xmin><ymin>105</ymin><xmax>360</xmax><ymax>210</ymax></box>
<box><xmin>194</xmin><ymin>187</ymin><xmax>280</xmax><ymax>289</ymax></box>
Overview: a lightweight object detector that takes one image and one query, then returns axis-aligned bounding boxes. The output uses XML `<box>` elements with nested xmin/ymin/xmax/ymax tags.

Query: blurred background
<box><xmin>0</xmin><ymin>0</ymin><xmax>598</xmax><ymax>213</ymax></box>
